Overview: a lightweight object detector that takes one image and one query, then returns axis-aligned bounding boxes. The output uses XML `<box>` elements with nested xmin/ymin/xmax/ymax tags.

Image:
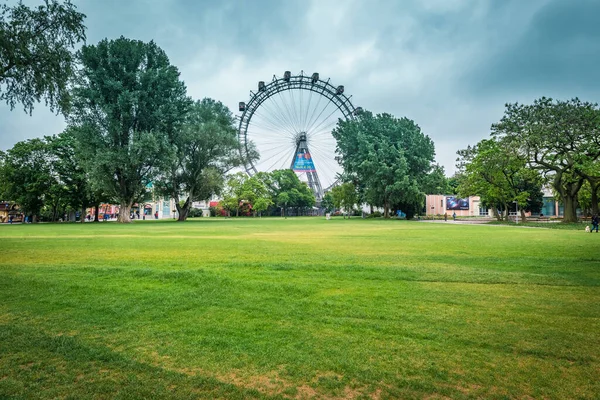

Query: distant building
<box><xmin>425</xmin><ymin>195</ymin><xmax>488</xmax><ymax>217</ymax></box>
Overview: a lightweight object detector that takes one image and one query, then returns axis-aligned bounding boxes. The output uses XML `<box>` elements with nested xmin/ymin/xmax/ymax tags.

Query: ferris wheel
<box><xmin>238</xmin><ymin>71</ymin><xmax>361</xmax><ymax>201</ymax></box>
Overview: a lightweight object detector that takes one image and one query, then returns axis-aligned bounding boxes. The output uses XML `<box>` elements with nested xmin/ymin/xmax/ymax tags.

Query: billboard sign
<box><xmin>293</xmin><ymin>152</ymin><xmax>316</xmax><ymax>172</ymax></box>
<box><xmin>446</xmin><ymin>196</ymin><xmax>469</xmax><ymax>210</ymax></box>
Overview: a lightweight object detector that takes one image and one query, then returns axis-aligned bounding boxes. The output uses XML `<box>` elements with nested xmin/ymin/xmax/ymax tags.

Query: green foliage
<box><xmin>332</xmin><ymin>111</ymin><xmax>436</xmax><ymax>218</ymax></box>
<box><xmin>1</xmin><ymin>138</ymin><xmax>54</xmax><ymax>221</ymax></box>
<box><xmin>331</xmin><ymin>182</ymin><xmax>358</xmax><ymax>219</ymax></box>
<box><xmin>421</xmin><ymin>164</ymin><xmax>451</xmax><ymax>195</ymax></box>
<box><xmin>321</xmin><ymin>191</ymin><xmax>335</xmax><ymax>213</ymax></box>
<box><xmin>267</xmin><ymin>169</ymin><xmax>315</xmax><ymax>213</ymax></box>
<box><xmin>45</xmin><ymin>129</ymin><xmax>97</xmax><ymax>218</ymax></box>
<box><xmin>154</xmin><ymin>98</ymin><xmax>242</xmax><ymax>221</ymax></box>
<box><xmin>492</xmin><ymin>98</ymin><xmax>600</xmax><ymax>222</ymax></box>
<box><xmin>0</xmin><ymin>0</ymin><xmax>86</xmax><ymax>113</ymax></box>
<box><xmin>68</xmin><ymin>37</ymin><xmax>189</xmax><ymax>222</ymax></box>
<box><xmin>221</xmin><ymin>170</ymin><xmax>315</xmax><ymax>217</ymax></box>
<box><xmin>456</xmin><ymin>138</ymin><xmax>544</xmax><ymax>221</ymax></box>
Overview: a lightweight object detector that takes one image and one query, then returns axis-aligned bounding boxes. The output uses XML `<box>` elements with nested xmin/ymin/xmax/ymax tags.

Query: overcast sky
<box><xmin>1</xmin><ymin>0</ymin><xmax>599</xmax><ymax>174</ymax></box>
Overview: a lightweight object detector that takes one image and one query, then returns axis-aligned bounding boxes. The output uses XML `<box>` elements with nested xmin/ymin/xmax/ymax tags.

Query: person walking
<box><xmin>591</xmin><ymin>214</ymin><xmax>599</xmax><ymax>233</ymax></box>
<box><xmin>444</xmin><ymin>213</ymin><xmax>447</xmax><ymax>222</ymax></box>
<box><xmin>452</xmin><ymin>212</ymin><xmax>456</xmax><ymax>221</ymax></box>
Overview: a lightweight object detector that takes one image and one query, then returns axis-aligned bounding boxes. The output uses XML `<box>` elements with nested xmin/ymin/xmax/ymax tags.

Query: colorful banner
<box><xmin>293</xmin><ymin>152</ymin><xmax>316</xmax><ymax>172</ymax></box>
<box><xmin>446</xmin><ymin>196</ymin><xmax>469</xmax><ymax>210</ymax></box>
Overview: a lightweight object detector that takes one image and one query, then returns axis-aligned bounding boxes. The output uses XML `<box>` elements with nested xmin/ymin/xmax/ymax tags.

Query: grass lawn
<box><xmin>0</xmin><ymin>218</ymin><xmax>598</xmax><ymax>399</ymax></box>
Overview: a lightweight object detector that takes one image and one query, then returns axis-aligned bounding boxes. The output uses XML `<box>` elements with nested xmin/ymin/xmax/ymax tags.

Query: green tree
<box><xmin>221</xmin><ymin>172</ymin><xmax>248</xmax><ymax>217</ymax></box>
<box><xmin>46</xmin><ymin>128</ymin><xmax>108</xmax><ymax>222</ymax></box>
<box><xmin>242</xmin><ymin>174</ymin><xmax>273</xmax><ymax>217</ymax></box>
<box><xmin>267</xmin><ymin>169</ymin><xmax>315</xmax><ymax>217</ymax></box>
<box><xmin>69</xmin><ymin>37</ymin><xmax>189</xmax><ymax>223</ymax></box>
<box><xmin>492</xmin><ymin>98</ymin><xmax>600</xmax><ymax>222</ymax></box>
<box><xmin>155</xmin><ymin>99</ymin><xmax>243</xmax><ymax>221</ymax></box>
<box><xmin>0</xmin><ymin>0</ymin><xmax>86</xmax><ymax>113</ymax></box>
<box><xmin>575</xmin><ymin>160</ymin><xmax>600</xmax><ymax>216</ymax></box>
<box><xmin>2</xmin><ymin>138</ymin><xmax>54</xmax><ymax>222</ymax></box>
<box><xmin>331</xmin><ymin>182</ymin><xmax>358</xmax><ymax>219</ymax></box>
<box><xmin>421</xmin><ymin>164</ymin><xmax>451</xmax><ymax>195</ymax></box>
<box><xmin>321</xmin><ymin>191</ymin><xmax>335</xmax><ymax>213</ymax></box>
<box><xmin>332</xmin><ymin>111</ymin><xmax>436</xmax><ymax>218</ymax></box>
<box><xmin>457</xmin><ymin>138</ymin><xmax>544</xmax><ymax>221</ymax></box>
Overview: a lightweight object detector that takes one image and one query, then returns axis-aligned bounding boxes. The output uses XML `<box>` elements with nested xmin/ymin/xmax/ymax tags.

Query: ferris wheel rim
<box><xmin>238</xmin><ymin>72</ymin><xmax>357</xmax><ymax>192</ymax></box>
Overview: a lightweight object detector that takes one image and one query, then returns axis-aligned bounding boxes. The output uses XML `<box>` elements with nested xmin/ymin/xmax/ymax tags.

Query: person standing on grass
<box><xmin>444</xmin><ymin>212</ymin><xmax>447</xmax><ymax>222</ymax></box>
<box><xmin>591</xmin><ymin>214</ymin><xmax>599</xmax><ymax>233</ymax></box>
<box><xmin>452</xmin><ymin>212</ymin><xmax>456</xmax><ymax>221</ymax></box>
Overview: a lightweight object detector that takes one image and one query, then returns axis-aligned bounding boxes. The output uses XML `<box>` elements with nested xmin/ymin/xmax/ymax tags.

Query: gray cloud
<box><xmin>1</xmin><ymin>0</ymin><xmax>598</xmax><ymax>175</ymax></box>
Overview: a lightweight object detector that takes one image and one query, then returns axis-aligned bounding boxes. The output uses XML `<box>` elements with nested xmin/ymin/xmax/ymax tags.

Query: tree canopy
<box><xmin>332</xmin><ymin>111</ymin><xmax>437</xmax><ymax>218</ymax></box>
<box><xmin>0</xmin><ymin>0</ymin><xmax>86</xmax><ymax>113</ymax></box>
<box><xmin>1</xmin><ymin>138</ymin><xmax>53</xmax><ymax>222</ymax></box>
<box><xmin>456</xmin><ymin>138</ymin><xmax>543</xmax><ymax>221</ymax></box>
<box><xmin>68</xmin><ymin>37</ymin><xmax>190</xmax><ymax>222</ymax></box>
<box><xmin>155</xmin><ymin>98</ymin><xmax>243</xmax><ymax>221</ymax></box>
<box><xmin>492</xmin><ymin>98</ymin><xmax>600</xmax><ymax>222</ymax></box>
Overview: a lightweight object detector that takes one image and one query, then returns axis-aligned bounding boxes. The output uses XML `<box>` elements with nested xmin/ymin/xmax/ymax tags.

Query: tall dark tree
<box><xmin>0</xmin><ymin>0</ymin><xmax>86</xmax><ymax>113</ymax></box>
<box><xmin>69</xmin><ymin>37</ymin><xmax>190</xmax><ymax>223</ymax></box>
<box><xmin>46</xmin><ymin>128</ymin><xmax>101</xmax><ymax>222</ymax></box>
<box><xmin>492</xmin><ymin>98</ymin><xmax>600</xmax><ymax>222</ymax></box>
<box><xmin>155</xmin><ymin>98</ymin><xmax>244</xmax><ymax>222</ymax></box>
<box><xmin>332</xmin><ymin>111</ymin><xmax>436</xmax><ymax>218</ymax></box>
<box><xmin>1</xmin><ymin>138</ymin><xmax>54</xmax><ymax>222</ymax></box>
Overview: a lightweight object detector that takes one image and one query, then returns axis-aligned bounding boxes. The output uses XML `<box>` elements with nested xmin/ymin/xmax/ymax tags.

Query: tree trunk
<box><xmin>177</xmin><ymin>197</ymin><xmax>190</xmax><ymax>222</ymax></box>
<box><xmin>93</xmin><ymin>204</ymin><xmax>100</xmax><ymax>223</ymax></box>
<box><xmin>591</xmin><ymin>181</ymin><xmax>599</xmax><ymax>216</ymax></box>
<box><xmin>369</xmin><ymin>204</ymin><xmax>374</xmax><ymax>214</ymax></box>
<box><xmin>562</xmin><ymin>195</ymin><xmax>578</xmax><ymax>223</ymax></box>
<box><xmin>384</xmin><ymin>201</ymin><xmax>389</xmax><ymax>218</ymax></box>
<box><xmin>118</xmin><ymin>203</ymin><xmax>132</xmax><ymax>223</ymax></box>
<box><xmin>520</xmin><ymin>208</ymin><xmax>527</xmax><ymax>223</ymax></box>
<box><xmin>491</xmin><ymin>208</ymin><xmax>501</xmax><ymax>221</ymax></box>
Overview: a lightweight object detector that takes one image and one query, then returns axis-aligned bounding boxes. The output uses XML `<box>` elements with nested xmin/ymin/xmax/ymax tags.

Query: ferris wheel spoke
<box><xmin>305</xmin><ymin>98</ymin><xmax>337</xmax><ymax>135</ymax></box>
<box><xmin>252</xmin><ymin>108</ymin><xmax>295</xmax><ymax>136</ymax></box>
<box><xmin>249</xmin><ymin>114</ymin><xmax>296</xmax><ymax>139</ymax></box>
<box><xmin>308</xmin><ymin>119</ymin><xmax>340</xmax><ymax>139</ymax></box>
<box><xmin>302</xmin><ymin>88</ymin><xmax>314</xmax><ymax>132</ymax></box>
<box><xmin>264</xmin><ymin>147</ymin><xmax>295</xmax><ymax>172</ymax></box>
<box><xmin>258</xmin><ymin>97</ymin><xmax>297</xmax><ymax>136</ymax></box>
<box><xmin>258</xmin><ymin>144</ymin><xmax>292</xmax><ymax>163</ymax></box>
<box><xmin>274</xmin><ymin>89</ymin><xmax>300</xmax><ymax>134</ymax></box>
<box><xmin>304</xmin><ymin>88</ymin><xmax>326</xmax><ymax>134</ymax></box>
<box><xmin>287</xmin><ymin>88</ymin><xmax>302</xmax><ymax>133</ymax></box>
<box><xmin>307</xmin><ymin>104</ymin><xmax>341</xmax><ymax>136</ymax></box>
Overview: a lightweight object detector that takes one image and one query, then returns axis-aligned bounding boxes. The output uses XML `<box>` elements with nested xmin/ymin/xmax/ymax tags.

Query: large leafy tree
<box><xmin>331</xmin><ymin>182</ymin><xmax>358</xmax><ymax>219</ymax></box>
<box><xmin>575</xmin><ymin>160</ymin><xmax>600</xmax><ymax>215</ymax></box>
<box><xmin>155</xmin><ymin>98</ymin><xmax>243</xmax><ymax>221</ymax></box>
<box><xmin>492</xmin><ymin>98</ymin><xmax>600</xmax><ymax>222</ymax></box>
<box><xmin>1</xmin><ymin>138</ymin><xmax>54</xmax><ymax>222</ymax></box>
<box><xmin>69</xmin><ymin>37</ymin><xmax>190</xmax><ymax>222</ymax></box>
<box><xmin>0</xmin><ymin>0</ymin><xmax>86</xmax><ymax>113</ymax></box>
<box><xmin>46</xmin><ymin>128</ymin><xmax>105</xmax><ymax>222</ymax></box>
<box><xmin>457</xmin><ymin>138</ymin><xmax>543</xmax><ymax>221</ymax></box>
<box><xmin>332</xmin><ymin>111</ymin><xmax>436</xmax><ymax>218</ymax></box>
<box><xmin>267</xmin><ymin>169</ymin><xmax>315</xmax><ymax>216</ymax></box>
